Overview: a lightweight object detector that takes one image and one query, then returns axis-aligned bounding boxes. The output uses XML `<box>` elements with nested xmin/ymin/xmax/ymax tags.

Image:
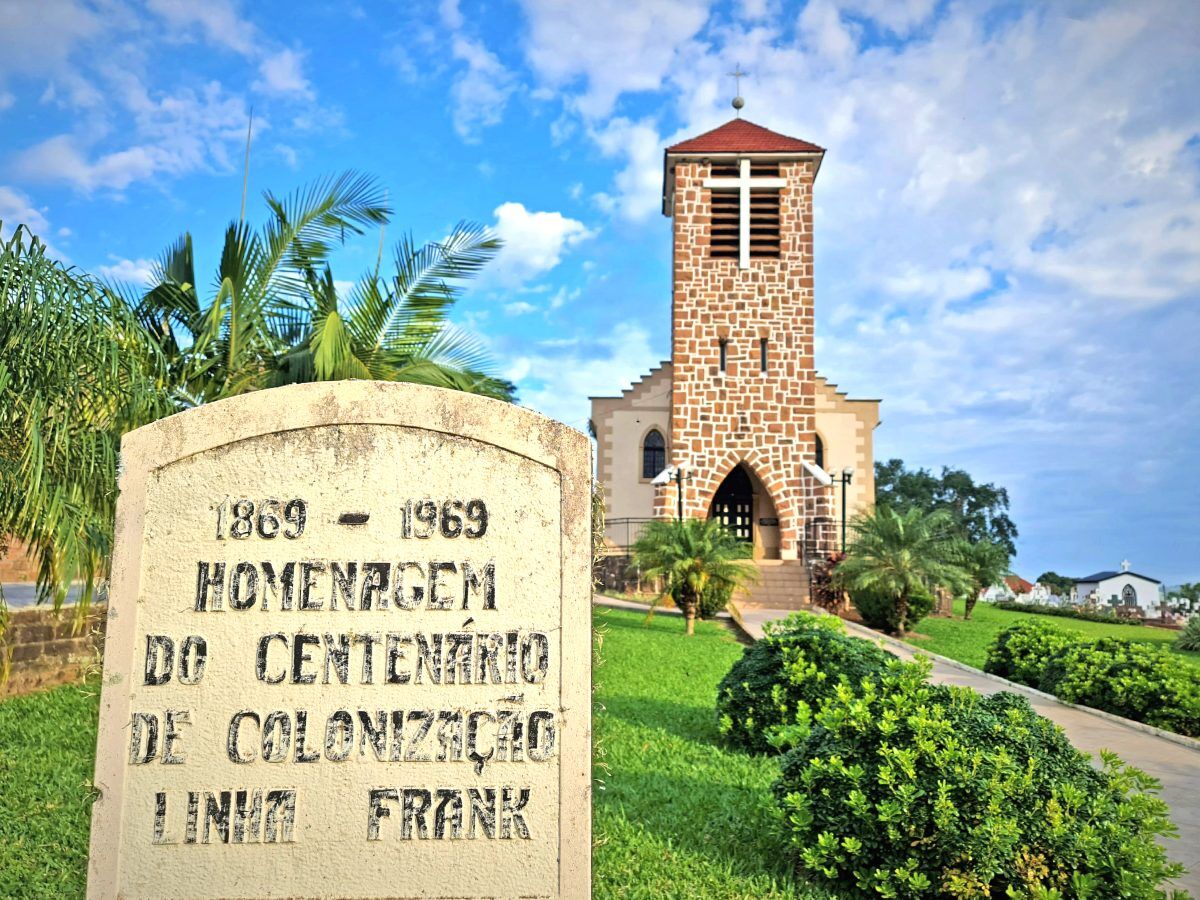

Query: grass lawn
<box><xmin>903</xmin><ymin>598</ymin><xmax>1200</xmax><ymax>671</ymax></box>
<box><xmin>0</xmin><ymin>679</ymin><xmax>99</xmax><ymax>898</ymax></box>
<box><xmin>593</xmin><ymin>605</ymin><xmax>825</xmax><ymax>899</ymax></box>
<box><xmin>0</xmin><ymin>607</ymin><xmax>815</xmax><ymax>899</ymax></box>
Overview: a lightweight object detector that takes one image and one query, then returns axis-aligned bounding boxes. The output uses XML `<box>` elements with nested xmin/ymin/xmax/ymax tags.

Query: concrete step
<box><xmin>739</xmin><ymin>560</ymin><xmax>810</xmax><ymax>609</ymax></box>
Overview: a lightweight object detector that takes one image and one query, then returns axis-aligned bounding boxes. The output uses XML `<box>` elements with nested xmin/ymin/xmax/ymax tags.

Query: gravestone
<box><xmin>88</xmin><ymin>381</ymin><xmax>592</xmax><ymax>899</ymax></box>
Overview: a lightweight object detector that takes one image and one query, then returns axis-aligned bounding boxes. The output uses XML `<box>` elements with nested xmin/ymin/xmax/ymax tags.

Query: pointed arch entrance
<box><xmin>708</xmin><ymin>463</ymin><xmax>781</xmax><ymax>560</ymax></box>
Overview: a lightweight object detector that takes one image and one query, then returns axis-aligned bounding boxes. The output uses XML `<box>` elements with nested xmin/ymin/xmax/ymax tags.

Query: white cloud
<box><xmin>439</xmin><ymin>0</ymin><xmax>464</xmax><ymax>30</ymax></box>
<box><xmin>0</xmin><ymin>91</ymin><xmax>13</xmax><ymax>111</ymax></box>
<box><xmin>489</xmin><ymin>202</ymin><xmax>594</xmax><ymax>287</ymax></box>
<box><xmin>838</xmin><ymin>0</ymin><xmax>938</xmax><ymax>36</ymax></box>
<box><xmin>0</xmin><ymin>186</ymin><xmax>50</xmax><ymax>238</ymax></box>
<box><xmin>273</xmin><ymin>143</ymin><xmax>299</xmax><ymax>168</ymax></box>
<box><xmin>13</xmin><ymin>80</ymin><xmax>249</xmax><ymax>192</ymax></box>
<box><xmin>798</xmin><ymin>0</ymin><xmax>858</xmax><ymax>63</ymax></box>
<box><xmin>882</xmin><ymin>265</ymin><xmax>992</xmax><ymax>303</ymax></box>
<box><xmin>508</xmin><ymin>322</ymin><xmax>661</xmax><ymax>428</ymax></box>
<box><xmin>0</xmin><ymin>0</ymin><xmax>107</xmax><ymax>91</ymax></box>
<box><xmin>449</xmin><ymin>37</ymin><xmax>516</xmax><ymax>141</ymax></box>
<box><xmin>589</xmin><ymin>117</ymin><xmax>665</xmax><ymax>220</ymax></box>
<box><xmin>520</xmin><ymin>0</ymin><xmax>710</xmax><ymax>119</ymax></box>
<box><xmin>97</xmin><ymin>256</ymin><xmax>156</xmax><ymax>286</ymax></box>
<box><xmin>549</xmin><ymin>285</ymin><xmax>581</xmax><ymax>309</ymax></box>
<box><xmin>144</xmin><ymin>0</ymin><xmax>259</xmax><ymax>56</ymax></box>
<box><xmin>504</xmin><ymin>301</ymin><xmax>537</xmax><ymax>316</ymax></box>
<box><xmin>254</xmin><ymin>49</ymin><xmax>313</xmax><ymax>99</ymax></box>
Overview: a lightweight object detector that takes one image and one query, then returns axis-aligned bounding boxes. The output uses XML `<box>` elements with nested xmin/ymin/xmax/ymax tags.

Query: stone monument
<box><xmin>88</xmin><ymin>381</ymin><xmax>592</xmax><ymax>899</ymax></box>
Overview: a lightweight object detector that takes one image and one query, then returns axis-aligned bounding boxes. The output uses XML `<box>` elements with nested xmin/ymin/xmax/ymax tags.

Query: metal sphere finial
<box><xmin>728</xmin><ymin>64</ymin><xmax>748</xmax><ymax>117</ymax></box>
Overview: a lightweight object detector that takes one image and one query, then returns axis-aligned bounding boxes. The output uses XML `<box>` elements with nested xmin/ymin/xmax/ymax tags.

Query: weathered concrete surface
<box><xmin>734</xmin><ymin>605</ymin><xmax>1200</xmax><ymax>894</ymax></box>
<box><xmin>90</xmin><ymin>381</ymin><xmax>592</xmax><ymax>899</ymax></box>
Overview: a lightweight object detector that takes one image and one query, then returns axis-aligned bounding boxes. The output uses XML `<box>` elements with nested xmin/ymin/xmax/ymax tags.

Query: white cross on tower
<box><xmin>1121</xmin><ymin>559</ymin><xmax>1131</xmax><ymax>572</ymax></box>
<box><xmin>704</xmin><ymin>159</ymin><xmax>786</xmax><ymax>269</ymax></box>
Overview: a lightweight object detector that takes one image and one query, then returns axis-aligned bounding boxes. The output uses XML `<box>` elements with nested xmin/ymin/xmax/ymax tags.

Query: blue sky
<box><xmin>1</xmin><ymin>0</ymin><xmax>1198</xmax><ymax>583</ymax></box>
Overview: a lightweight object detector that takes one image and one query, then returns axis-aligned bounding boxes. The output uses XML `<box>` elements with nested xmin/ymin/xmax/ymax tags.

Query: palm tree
<box><xmin>632</xmin><ymin>518</ymin><xmax>758</xmax><ymax>636</ymax></box>
<box><xmin>959</xmin><ymin>539</ymin><xmax>1010</xmax><ymax>619</ymax></box>
<box><xmin>267</xmin><ymin>225</ymin><xmax>513</xmax><ymax>399</ymax></box>
<box><xmin>836</xmin><ymin>507</ymin><xmax>973</xmax><ymax>636</ymax></box>
<box><xmin>128</xmin><ymin>171</ymin><xmax>513</xmax><ymax>404</ymax></box>
<box><xmin>0</xmin><ymin>225</ymin><xmax>171</xmax><ymax>621</ymax></box>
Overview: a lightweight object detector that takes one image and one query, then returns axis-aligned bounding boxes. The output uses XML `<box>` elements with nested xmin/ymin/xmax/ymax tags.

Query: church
<box><xmin>590</xmin><ymin>109</ymin><xmax>881</xmax><ymax>606</ymax></box>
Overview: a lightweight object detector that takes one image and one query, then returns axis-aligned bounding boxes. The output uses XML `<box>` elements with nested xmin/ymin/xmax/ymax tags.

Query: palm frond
<box><xmin>0</xmin><ymin>224</ymin><xmax>169</xmax><ymax>622</ymax></box>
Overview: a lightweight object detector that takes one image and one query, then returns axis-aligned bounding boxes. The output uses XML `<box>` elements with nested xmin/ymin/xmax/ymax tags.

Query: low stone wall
<box><xmin>1</xmin><ymin>603</ymin><xmax>106</xmax><ymax>698</ymax></box>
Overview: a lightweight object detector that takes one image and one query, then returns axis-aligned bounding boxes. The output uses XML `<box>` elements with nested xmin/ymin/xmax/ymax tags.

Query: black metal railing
<box><xmin>604</xmin><ymin>517</ymin><xmax>656</xmax><ymax>551</ymax></box>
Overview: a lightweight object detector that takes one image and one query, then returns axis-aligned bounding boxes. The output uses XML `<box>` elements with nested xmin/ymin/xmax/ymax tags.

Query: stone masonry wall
<box><xmin>1</xmin><ymin>603</ymin><xmax>106</xmax><ymax>698</ymax></box>
<box><xmin>662</xmin><ymin>158</ymin><xmax>834</xmax><ymax>560</ymax></box>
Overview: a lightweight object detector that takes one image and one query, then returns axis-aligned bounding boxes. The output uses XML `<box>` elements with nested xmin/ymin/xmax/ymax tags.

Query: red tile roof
<box><xmin>1004</xmin><ymin>575</ymin><xmax>1036</xmax><ymax>595</ymax></box>
<box><xmin>666</xmin><ymin>118</ymin><xmax>824</xmax><ymax>154</ymax></box>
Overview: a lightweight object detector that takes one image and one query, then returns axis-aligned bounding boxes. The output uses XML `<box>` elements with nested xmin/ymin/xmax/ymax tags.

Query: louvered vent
<box><xmin>749</xmin><ymin>162</ymin><xmax>781</xmax><ymax>258</ymax></box>
<box><xmin>706</xmin><ymin>161</ymin><xmax>782</xmax><ymax>260</ymax></box>
<box><xmin>710</xmin><ymin>161</ymin><xmax>740</xmax><ymax>259</ymax></box>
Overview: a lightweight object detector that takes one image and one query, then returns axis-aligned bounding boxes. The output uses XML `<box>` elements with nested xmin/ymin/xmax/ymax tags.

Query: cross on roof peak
<box><xmin>728</xmin><ymin>64</ymin><xmax>748</xmax><ymax>116</ymax></box>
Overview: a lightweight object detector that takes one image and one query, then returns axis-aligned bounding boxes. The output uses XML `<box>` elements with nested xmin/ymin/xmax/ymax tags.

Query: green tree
<box><xmin>836</xmin><ymin>507</ymin><xmax>973</xmax><ymax>636</ymax></box>
<box><xmin>874</xmin><ymin>458</ymin><xmax>1018</xmax><ymax>555</ymax></box>
<box><xmin>960</xmin><ymin>539</ymin><xmax>1010</xmax><ymax>619</ymax></box>
<box><xmin>128</xmin><ymin>171</ymin><xmax>513</xmax><ymax>403</ymax></box>
<box><xmin>632</xmin><ymin>518</ymin><xmax>758</xmax><ymax>636</ymax></box>
<box><xmin>1037</xmin><ymin>570</ymin><xmax>1075</xmax><ymax>597</ymax></box>
<box><xmin>0</xmin><ymin>225</ymin><xmax>172</xmax><ymax>618</ymax></box>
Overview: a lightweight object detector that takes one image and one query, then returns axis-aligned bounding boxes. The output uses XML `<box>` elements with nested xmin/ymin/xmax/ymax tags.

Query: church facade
<box><xmin>591</xmin><ymin>117</ymin><xmax>881</xmax><ymax>595</ymax></box>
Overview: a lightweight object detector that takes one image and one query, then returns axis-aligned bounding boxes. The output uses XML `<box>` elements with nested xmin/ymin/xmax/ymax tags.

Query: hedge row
<box><xmin>716</xmin><ymin>613</ymin><xmax>1185</xmax><ymax>897</ymax></box>
<box><xmin>984</xmin><ymin>621</ymin><xmax>1200</xmax><ymax>737</ymax></box>
<box><xmin>992</xmin><ymin>599</ymin><xmax>1144</xmax><ymax>626</ymax></box>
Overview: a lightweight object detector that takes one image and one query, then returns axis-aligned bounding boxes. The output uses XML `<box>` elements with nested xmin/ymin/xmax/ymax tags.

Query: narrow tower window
<box><xmin>718</xmin><ymin>338</ymin><xmax>728</xmax><ymax>373</ymax></box>
<box><xmin>814</xmin><ymin>433</ymin><xmax>825</xmax><ymax>469</ymax></box>
<box><xmin>642</xmin><ymin>429</ymin><xmax>666</xmax><ymax>479</ymax></box>
<box><xmin>760</xmin><ymin>337</ymin><xmax>768</xmax><ymax>372</ymax></box>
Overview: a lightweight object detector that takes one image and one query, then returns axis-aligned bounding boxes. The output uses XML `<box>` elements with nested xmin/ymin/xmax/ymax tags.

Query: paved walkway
<box><xmin>735</xmin><ymin>605</ymin><xmax>1200</xmax><ymax>892</ymax></box>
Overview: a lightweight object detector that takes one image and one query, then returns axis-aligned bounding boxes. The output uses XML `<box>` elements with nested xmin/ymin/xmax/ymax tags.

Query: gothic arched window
<box><xmin>642</xmin><ymin>429</ymin><xmax>666</xmax><ymax>479</ymax></box>
<box><xmin>814</xmin><ymin>433</ymin><xmax>825</xmax><ymax>469</ymax></box>
<box><xmin>1121</xmin><ymin>584</ymin><xmax>1137</xmax><ymax>606</ymax></box>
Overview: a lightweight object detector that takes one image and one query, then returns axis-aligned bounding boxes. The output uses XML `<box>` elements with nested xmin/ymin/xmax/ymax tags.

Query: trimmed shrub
<box><xmin>775</xmin><ymin>661</ymin><xmax>1185</xmax><ymax>898</ymax></box>
<box><xmin>1176</xmin><ymin>614</ymin><xmax>1200</xmax><ymax>652</ymax></box>
<box><xmin>697</xmin><ymin>579</ymin><xmax>732</xmax><ymax>620</ymax></box>
<box><xmin>716</xmin><ymin>612</ymin><xmax>893</xmax><ymax>754</ymax></box>
<box><xmin>1040</xmin><ymin>638</ymin><xmax>1200</xmax><ymax>737</ymax></box>
<box><xmin>851</xmin><ymin>586</ymin><xmax>934</xmax><ymax>634</ymax></box>
<box><xmin>984</xmin><ymin>621</ymin><xmax>1074</xmax><ymax>686</ymax></box>
<box><xmin>992</xmin><ymin>599</ymin><xmax>1143</xmax><ymax>626</ymax></box>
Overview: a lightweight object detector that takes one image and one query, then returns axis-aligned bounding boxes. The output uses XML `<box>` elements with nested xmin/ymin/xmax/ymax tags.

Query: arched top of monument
<box><xmin>119</xmin><ymin>381</ymin><xmax>589</xmax><ymax>481</ymax></box>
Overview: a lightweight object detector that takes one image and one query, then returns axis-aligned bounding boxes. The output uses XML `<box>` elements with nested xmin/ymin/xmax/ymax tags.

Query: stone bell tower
<box><xmin>656</xmin><ymin>113</ymin><xmax>834</xmax><ymax>561</ymax></box>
